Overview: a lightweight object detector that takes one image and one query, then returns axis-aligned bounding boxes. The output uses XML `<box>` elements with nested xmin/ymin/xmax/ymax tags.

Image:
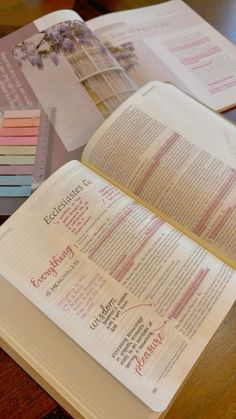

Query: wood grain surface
<box><xmin>0</xmin><ymin>0</ymin><xmax>236</xmax><ymax>418</ymax></box>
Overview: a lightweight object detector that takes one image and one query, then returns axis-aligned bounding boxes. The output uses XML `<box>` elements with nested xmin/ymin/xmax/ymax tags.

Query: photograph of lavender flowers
<box><xmin>12</xmin><ymin>20</ymin><xmax>137</xmax><ymax>118</ymax></box>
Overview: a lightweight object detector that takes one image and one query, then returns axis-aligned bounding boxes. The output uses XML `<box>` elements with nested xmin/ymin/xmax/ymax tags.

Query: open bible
<box><xmin>0</xmin><ymin>81</ymin><xmax>236</xmax><ymax>418</ymax></box>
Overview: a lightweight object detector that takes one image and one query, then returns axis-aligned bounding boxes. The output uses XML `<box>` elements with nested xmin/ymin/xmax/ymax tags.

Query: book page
<box><xmin>82</xmin><ymin>81</ymin><xmax>236</xmax><ymax>268</ymax></box>
<box><xmin>0</xmin><ymin>160</ymin><xmax>235</xmax><ymax>412</ymax></box>
<box><xmin>87</xmin><ymin>0</ymin><xmax>236</xmax><ymax>111</ymax></box>
<box><xmin>0</xmin><ymin>10</ymin><xmax>137</xmax><ymax>174</ymax></box>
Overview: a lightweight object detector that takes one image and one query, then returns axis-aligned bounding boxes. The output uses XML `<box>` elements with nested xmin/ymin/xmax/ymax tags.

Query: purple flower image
<box><xmin>29</xmin><ymin>55</ymin><xmax>43</xmax><ymax>69</ymax></box>
<box><xmin>11</xmin><ymin>20</ymin><xmax>138</xmax><ymax>119</ymax></box>
<box><xmin>49</xmin><ymin>52</ymin><xmax>59</xmax><ymax>66</ymax></box>
<box><xmin>104</xmin><ymin>42</ymin><xmax>137</xmax><ymax>71</ymax></box>
<box><xmin>62</xmin><ymin>38</ymin><xmax>75</xmax><ymax>53</ymax></box>
<box><xmin>12</xmin><ymin>21</ymin><xmax>98</xmax><ymax>70</ymax></box>
<box><xmin>12</xmin><ymin>20</ymin><xmax>137</xmax><ymax>72</ymax></box>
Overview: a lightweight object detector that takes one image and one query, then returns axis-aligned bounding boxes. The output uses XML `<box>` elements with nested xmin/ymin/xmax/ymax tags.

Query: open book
<box><xmin>0</xmin><ymin>0</ymin><xmax>236</xmax><ymax>211</ymax></box>
<box><xmin>0</xmin><ymin>81</ymin><xmax>236</xmax><ymax>418</ymax></box>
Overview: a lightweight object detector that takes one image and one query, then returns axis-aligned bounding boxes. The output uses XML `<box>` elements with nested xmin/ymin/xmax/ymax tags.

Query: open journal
<box><xmin>0</xmin><ymin>0</ymin><xmax>236</xmax><ymax>209</ymax></box>
<box><xmin>0</xmin><ymin>81</ymin><xmax>236</xmax><ymax>417</ymax></box>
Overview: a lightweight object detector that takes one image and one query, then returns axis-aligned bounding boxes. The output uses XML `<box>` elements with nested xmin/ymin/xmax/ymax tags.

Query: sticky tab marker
<box><xmin>3</xmin><ymin>109</ymin><xmax>41</xmax><ymax>118</ymax></box>
<box><xmin>0</xmin><ymin>165</ymin><xmax>34</xmax><ymax>175</ymax></box>
<box><xmin>0</xmin><ymin>155</ymin><xmax>35</xmax><ymax>165</ymax></box>
<box><xmin>0</xmin><ymin>185</ymin><xmax>32</xmax><ymax>197</ymax></box>
<box><xmin>2</xmin><ymin>117</ymin><xmax>40</xmax><ymax>128</ymax></box>
<box><xmin>0</xmin><ymin>136</ymin><xmax>38</xmax><ymax>146</ymax></box>
<box><xmin>0</xmin><ymin>145</ymin><xmax>36</xmax><ymax>155</ymax></box>
<box><xmin>0</xmin><ymin>127</ymin><xmax>39</xmax><ymax>136</ymax></box>
<box><xmin>0</xmin><ymin>175</ymin><xmax>32</xmax><ymax>186</ymax></box>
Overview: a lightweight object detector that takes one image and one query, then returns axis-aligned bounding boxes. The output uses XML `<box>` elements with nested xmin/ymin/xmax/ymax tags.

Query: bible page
<box><xmin>87</xmin><ymin>0</ymin><xmax>236</xmax><ymax>111</ymax></box>
<box><xmin>0</xmin><ymin>160</ymin><xmax>235</xmax><ymax>412</ymax></box>
<box><xmin>82</xmin><ymin>81</ymin><xmax>236</xmax><ymax>268</ymax></box>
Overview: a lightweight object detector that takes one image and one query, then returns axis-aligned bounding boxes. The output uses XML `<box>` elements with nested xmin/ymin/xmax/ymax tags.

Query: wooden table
<box><xmin>0</xmin><ymin>0</ymin><xmax>236</xmax><ymax>418</ymax></box>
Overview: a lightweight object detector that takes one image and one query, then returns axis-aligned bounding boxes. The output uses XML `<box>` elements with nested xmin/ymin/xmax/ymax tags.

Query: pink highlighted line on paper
<box><xmin>89</xmin><ymin>203</ymin><xmax>135</xmax><ymax>258</ymax></box>
<box><xmin>134</xmin><ymin>132</ymin><xmax>180</xmax><ymax>195</ymax></box>
<box><xmin>110</xmin><ymin>218</ymin><xmax>164</xmax><ymax>281</ymax></box>
<box><xmin>168</xmin><ymin>268</ymin><xmax>209</xmax><ymax>319</ymax></box>
<box><xmin>208</xmin><ymin>205</ymin><xmax>236</xmax><ymax>239</ymax></box>
<box><xmin>193</xmin><ymin>169</ymin><xmax>236</xmax><ymax>236</ymax></box>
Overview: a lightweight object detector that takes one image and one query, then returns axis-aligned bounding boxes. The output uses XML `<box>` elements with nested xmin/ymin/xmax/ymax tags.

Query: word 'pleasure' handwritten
<box><xmin>135</xmin><ymin>329</ymin><xmax>164</xmax><ymax>376</ymax></box>
<box><xmin>30</xmin><ymin>244</ymin><xmax>74</xmax><ymax>288</ymax></box>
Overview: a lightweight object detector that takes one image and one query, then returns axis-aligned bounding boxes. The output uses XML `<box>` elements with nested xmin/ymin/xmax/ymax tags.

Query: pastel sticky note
<box><xmin>2</xmin><ymin>117</ymin><xmax>40</xmax><ymax>127</ymax></box>
<box><xmin>0</xmin><ymin>145</ymin><xmax>36</xmax><ymax>155</ymax></box>
<box><xmin>0</xmin><ymin>165</ymin><xmax>33</xmax><ymax>175</ymax></box>
<box><xmin>0</xmin><ymin>155</ymin><xmax>35</xmax><ymax>164</ymax></box>
<box><xmin>0</xmin><ymin>185</ymin><xmax>32</xmax><ymax>196</ymax></box>
<box><xmin>3</xmin><ymin>109</ymin><xmax>41</xmax><ymax>118</ymax></box>
<box><xmin>0</xmin><ymin>136</ymin><xmax>38</xmax><ymax>146</ymax></box>
<box><xmin>0</xmin><ymin>175</ymin><xmax>32</xmax><ymax>185</ymax></box>
<box><xmin>0</xmin><ymin>127</ymin><xmax>39</xmax><ymax>136</ymax></box>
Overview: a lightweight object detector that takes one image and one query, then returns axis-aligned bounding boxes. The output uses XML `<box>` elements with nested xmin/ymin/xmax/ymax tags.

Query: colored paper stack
<box><xmin>0</xmin><ymin>108</ymin><xmax>41</xmax><ymax>198</ymax></box>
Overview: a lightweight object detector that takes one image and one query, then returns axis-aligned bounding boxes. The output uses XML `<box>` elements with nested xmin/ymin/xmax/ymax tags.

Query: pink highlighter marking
<box><xmin>168</xmin><ymin>268</ymin><xmax>209</xmax><ymax>319</ymax></box>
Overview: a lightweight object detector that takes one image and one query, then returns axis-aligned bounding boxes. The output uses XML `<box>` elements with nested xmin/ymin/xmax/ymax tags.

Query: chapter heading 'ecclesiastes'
<box><xmin>43</xmin><ymin>179</ymin><xmax>92</xmax><ymax>225</ymax></box>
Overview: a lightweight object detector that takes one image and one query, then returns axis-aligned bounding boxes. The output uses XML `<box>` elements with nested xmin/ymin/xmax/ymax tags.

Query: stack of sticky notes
<box><xmin>0</xmin><ymin>108</ymin><xmax>41</xmax><ymax>198</ymax></box>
